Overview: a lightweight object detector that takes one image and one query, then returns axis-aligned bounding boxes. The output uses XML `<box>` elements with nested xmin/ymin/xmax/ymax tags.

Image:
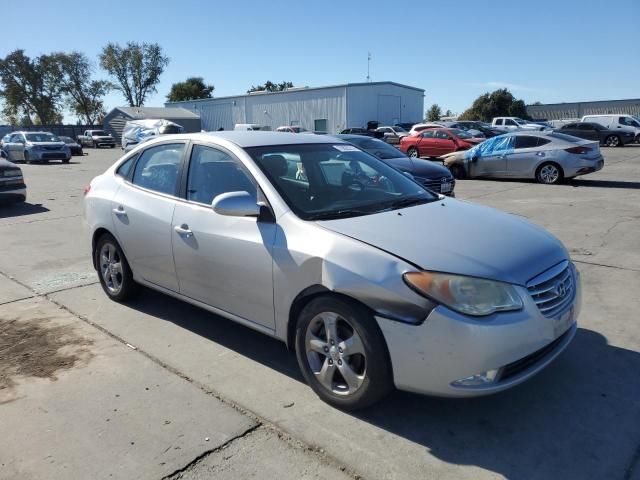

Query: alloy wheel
<box><xmin>100</xmin><ymin>243</ymin><xmax>124</xmax><ymax>295</ymax></box>
<box><xmin>605</xmin><ymin>136</ymin><xmax>620</xmax><ymax>147</ymax></box>
<box><xmin>539</xmin><ymin>164</ymin><xmax>560</xmax><ymax>184</ymax></box>
<box><xmin>408</xmin><ymin>148</ymin><xmax>418</xmax><ymax>158</ymax></box>
<box><xmin>304</xmin><ymin>311</ymin><xmax>366</xmax><ymax>396</ymax></box>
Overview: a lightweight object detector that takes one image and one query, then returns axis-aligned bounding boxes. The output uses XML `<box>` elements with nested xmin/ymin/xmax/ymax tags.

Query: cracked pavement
<box><xmin>1</xmin><ymin>146</ymin><xmax>639</xmax><ymax>479</ymax></box>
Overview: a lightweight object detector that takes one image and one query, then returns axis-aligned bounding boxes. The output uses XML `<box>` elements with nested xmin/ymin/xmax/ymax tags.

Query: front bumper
<box><xmin>27</xmin><ymin>149</ymin><xmax>70</xmax><ymax>160</ymax></box>
<box><xmin>377</xmin><ymin>267</ymin><xmax>581</xmax><ymax>397</ymax></box>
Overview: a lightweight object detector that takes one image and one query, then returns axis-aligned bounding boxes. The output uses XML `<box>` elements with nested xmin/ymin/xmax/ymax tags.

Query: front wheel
<box><xmin>536</xmin><ymin>162</ymin><xmax>563</xmax><ymax>184</ymax></box>
<box><xmin>95</xmin><ymin>233</ymin><xmax>138</xmax><ymax>302</ymax></box>
<box><xmin>449</xmin><ymin>164</ymin><xmax>466</xmax><ymax>179</ymax></box>
<box><xmin>407</xmin><ymin>147</ymin><xmax>419</xmax><ymax>158</ymax></box>
<box><xmin>93</xmin><ymin>141</ymin><xmax>98</xmax><ymax>149</ymax></box>
<box><xmin>23</xmin><ymin>151</ymin><xmax>31</xmax><ymax>164</ymax></box>
<box><xmin>295</xmin><ymin>296</ymin><xmax>393</xmax><ymax>411</ymax></box>
<box><xmin>604</xmin><ymin>135</ymin><xmax>621</xmax><ymax>147</ymax></box>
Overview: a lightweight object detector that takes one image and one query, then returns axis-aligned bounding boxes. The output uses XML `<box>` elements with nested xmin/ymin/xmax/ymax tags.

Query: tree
<box><xmin>0</xmin><ymin>49</ymin><xmax>66</xmax><ymax>124</ymax></box>
<box><xmin>99</xmin><ymin>42</ymin><xmax>169</xmax><ymax>107</ymax></box>
<box><xmin>247</xmin><ymin>80</ymin><xmax>294</xmax><ymax>93</ymax></box>
<box><xmin>459</xmin><ymin>88</ymin><xmax>530</xmax><ymax>122</ymax></box>
<box><xmin>444</xmin><ymin>109</ymin><xmax>453</xmax><ymax>117</ymax></box>
<box><xmin>167</xmin><ymin>77</ymin><xmax>214</xmax><ymax>102</ymax></box>
<box><xmin>426</xmin><ymin>104</ymin><xmax>442</xmax><ymax>122</ymax></box>
<box><xmin>59</xmin><ymin>52</ymin><xmax>111</xmax><ymax>125</ymax></box>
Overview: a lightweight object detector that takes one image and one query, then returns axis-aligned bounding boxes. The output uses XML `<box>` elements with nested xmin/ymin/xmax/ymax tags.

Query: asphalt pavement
<box><xmin>1</xmin><ymin>144</ymin><xmax>639</xmax><ymax>480</ymax></box>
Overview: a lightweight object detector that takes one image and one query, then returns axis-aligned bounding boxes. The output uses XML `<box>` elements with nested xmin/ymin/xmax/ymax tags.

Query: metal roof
<box><xmin>111</xmin><ymin>107</ymin><xmax>200</xmax><ymax>119</ymax></box>
<box><xmin>166</xmin><ymin>81</ymin><xmax>425</xmax><ymax>105</ymax></box>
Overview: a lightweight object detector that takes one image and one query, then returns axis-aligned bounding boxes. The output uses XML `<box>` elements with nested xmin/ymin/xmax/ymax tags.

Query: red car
<box><xmin>399</xmin><ymin>128</ymin><xmax>483</xmax><ymax>158</ymax></box>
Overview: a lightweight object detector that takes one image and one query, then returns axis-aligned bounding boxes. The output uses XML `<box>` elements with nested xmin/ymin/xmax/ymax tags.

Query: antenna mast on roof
<box><xmin>366</xmin><ymin>52</ymin><xmax>371</xmax><ymax>82</ymax></box>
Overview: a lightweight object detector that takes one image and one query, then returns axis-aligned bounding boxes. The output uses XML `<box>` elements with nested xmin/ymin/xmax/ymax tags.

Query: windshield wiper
<box><xmin>386</xmin><ymin>196</ymin><xmax>433</xmax><ymax>210</ymax></box>
<box><xmin>308</xmin><ymin>209</ymin><xmax>371</xmax><ymax>221</ymax></box>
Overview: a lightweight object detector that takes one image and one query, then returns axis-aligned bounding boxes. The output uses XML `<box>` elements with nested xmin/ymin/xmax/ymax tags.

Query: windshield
<box><xmin>449</xmin><ymin>129</ymin><xmax>472</xmax><ymax>139</ymax></box>
<box><xmin>59</xmin><ymin>136</ymin><xmax>74</xmax><ymax>143</ymax></box>
<box><xmin>25</xmin><ymin>133</ymin><xmax>60</xmax><ymax>142</ymax></box>
<box><xmin>245</xmin><ymin>143</ymin><xmax>436</xmax><ymax>220</ymax></box>
<box><xmin>342</xmin><ymin>136</ymin><xmax>406</xmax><ymax>160</ymax></box>
<box><xmin>92</xmin><ymin>130</ymin><xmax>107</xmax><ymax>136</ymax></box>
<box><xmin>391</xmin><ymin>126</ymin><xmax>407</xmax><ymax>133</ymax></box>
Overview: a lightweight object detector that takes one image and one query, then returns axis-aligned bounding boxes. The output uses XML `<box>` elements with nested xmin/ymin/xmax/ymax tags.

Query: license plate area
<box><xmin>553</xmin><ymin>306</ymin><xmax>575</xmax><ymax>338</ymax></box>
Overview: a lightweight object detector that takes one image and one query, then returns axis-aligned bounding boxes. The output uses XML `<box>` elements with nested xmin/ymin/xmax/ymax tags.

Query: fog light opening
<box><xmin>451</xmin><ymin>369</ymin><xmax>500</xmax><ymax>387</ymax></box>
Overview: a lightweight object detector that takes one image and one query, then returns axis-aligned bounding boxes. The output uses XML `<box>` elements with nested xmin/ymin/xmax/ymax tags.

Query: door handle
<box><xmin>113</xmin><ymin>206</ymin><xmax>127</xmax><ymax>215</ymax></box>
<box><xmin>174</xmin><ymin>224</ymin><xmax>193</xmax><ymax>238</ymax></box>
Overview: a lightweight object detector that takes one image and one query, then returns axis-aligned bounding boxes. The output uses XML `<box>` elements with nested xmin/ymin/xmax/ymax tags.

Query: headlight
<box><xmin>403</xmin><ymin>271</ymin><xmax>523</xmax><ymax>316</ymax></box>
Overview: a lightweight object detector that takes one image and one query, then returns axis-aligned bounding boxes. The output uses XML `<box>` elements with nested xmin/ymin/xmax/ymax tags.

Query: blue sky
<box><xmin>1</xmin><ymin>0</ymin><xmax>638</xmax><ymax>121</ymax></box>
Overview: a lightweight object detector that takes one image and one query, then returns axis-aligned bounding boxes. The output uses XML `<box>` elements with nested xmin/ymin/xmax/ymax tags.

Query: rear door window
<box><xmin>505</xmin><ymin>119</ymin><xmax>517</xmax><ymax>126</ymax></box>
<box><xmin>514</xmin><ymin>136</ymin><xmax>539</xmax><ymax>149</ymax></box>
<box><xmin>132</xmin><ymin>143</ymin><xmax>185</xmax><ymax>196</ymax></box>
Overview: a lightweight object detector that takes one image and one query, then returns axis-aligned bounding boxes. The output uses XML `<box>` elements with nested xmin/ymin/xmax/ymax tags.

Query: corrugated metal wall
<box><xmin>172</xmin><ymin>87</ymin><xmax>347</xmax><ymax>132</ymax></box>
<box><xmin>167</xmin><ymin>83</ymin><xmax>425</xmax><ymax>133</ymax></box>
<box><xmin>527</xmin><ymin>99</ymin><xmax>640</xmax><ymax>120</ymax></box>
<box><xmin>346</xmin><ymin>84</ymin><xmax>424</xmax><ymax>127</ymax></box>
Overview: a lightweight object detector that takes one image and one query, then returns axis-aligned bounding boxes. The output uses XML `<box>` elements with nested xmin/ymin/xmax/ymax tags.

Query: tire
<box><xmin>636</xmin><ymin>134</ymin><xmax>640</xmax><ymax>144</ymax></box>
<box><xmin>93</xmin><ymin>141</ymin><xmax>98</xmax><ymax>149</ymax></box>
<box><xmin>535</xmin><ymin>162</ymin><xmax>563</xmax><ymax>185</ymax></box>
<box><xmin>449</xmin><ymin>164</ymin><xmax>466</xmax><ymax>179</ymax></box>
<box><xmin>110</xmin><ymin>144</ymin><xmax>115</xmax><ymax>149</ymax></box>
<box><xmin>604</xmin><ymin>135</ymin><xmax>621</xmax><ymax>147</ymax></box>
<box><xmin>62</xmin><ymin>157</ymin><xmax>70</xmax><ymax>163</ymax></box>
<box><xmin>94</xmin><ymin>233</ymin><xmax>138</xmax><ymax>302</ymax></box>
<box><xmin>295</xmin><ymin>296</ymin><xmax>393</xmax><ymax>411</ymax></box>
<box><xmin>407</xmin><ymin>147</ymin><xmax>419</xmax><ymax>159</ymax></box>
<box><xmin>23</xmin><ymin>151</ymin><xmax>31</xmax><ymax>164</ymax></box>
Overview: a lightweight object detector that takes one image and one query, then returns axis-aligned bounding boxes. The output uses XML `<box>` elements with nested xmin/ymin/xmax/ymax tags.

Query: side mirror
<box><xmin>212</xmin><ymin>191</ymin><xmax>260</xmax><ymax>217</ymax></box>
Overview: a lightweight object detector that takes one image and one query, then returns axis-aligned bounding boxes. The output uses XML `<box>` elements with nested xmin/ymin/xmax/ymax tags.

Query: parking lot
<box><xmin>1</xmin><ymin>145</ymin><xmax>639</xmax><ymax>479</ymax></box>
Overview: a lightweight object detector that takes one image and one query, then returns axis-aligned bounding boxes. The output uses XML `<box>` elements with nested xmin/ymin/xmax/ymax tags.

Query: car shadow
<box><xmin>0</xmin><ymin>202</ymin><xmax>49</xmax><ymax>218</ymax></box>
<box><xmin>568</xmin><ymin>179</ymin><xmax>640</xmax><ymax>189</ymax></box>
<box><xmin>122</xmin><ymin>289</ymin><xmax>639</xmax><ymax>478</ymax></box>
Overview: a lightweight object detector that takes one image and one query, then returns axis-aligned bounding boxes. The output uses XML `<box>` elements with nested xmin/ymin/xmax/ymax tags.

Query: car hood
<box><xmin>0</xmin><ymin>158</ymin><xmax>19</xmax><ymax>169</ymax></box>
<box><xmin>384</xmin><ymin>157</ymin><xmax>451</xmax><ymax>178</ymax></box>
<box><xmin>318</xmin><ymin>198</ymin><xmax>567</xmax><ymax>285</ymax></box>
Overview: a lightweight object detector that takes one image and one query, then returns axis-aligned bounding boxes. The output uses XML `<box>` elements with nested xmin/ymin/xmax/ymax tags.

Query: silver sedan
<box><xmin>441</xmin><ymin>131</ymin><xmax>604</xmax><ymax>184</ymax></box>
<box><xmin>84</xmin><ymin>132</ymin><xmax>580</xmax><ymax>410</ymax></box>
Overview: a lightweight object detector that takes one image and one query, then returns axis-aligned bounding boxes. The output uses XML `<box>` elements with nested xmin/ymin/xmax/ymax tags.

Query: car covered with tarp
<box><xmin>121</xmin><ymin>119</ymin><xmax>185</xmax><ymax>152</ymax></box>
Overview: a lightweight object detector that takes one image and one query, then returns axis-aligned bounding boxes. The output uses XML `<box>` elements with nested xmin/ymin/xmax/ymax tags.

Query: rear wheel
<box><xmin>295</xmin><ymin>296</ymin><xmax>393</xmax><ymax>411</ymax></box>
<box><xmin>536</xmin><ymin>162</ymin><xmax>563</xmax><ymax>184</ymax></box>
<box><xmin>407</xmin><ymin>147</ymin><xmax>419</xmax><ymax>158</ymax></box>
<box><xmin>604</xmin><ymin>135</ymin><xmax>621</xmax><ymax>147</ymax></box>
<box><xmin>95</xmin><ymin>233</ymin><xmax>138</xmax><ymax>302</ymax></box>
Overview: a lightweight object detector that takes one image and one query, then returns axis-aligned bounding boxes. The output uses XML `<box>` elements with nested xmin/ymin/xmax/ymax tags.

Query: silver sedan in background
<box><xmin>441</xmin><ymin>131</ymin><xmax>604</xmax><ymax>184</ymax></box>
<box><xmin>85</xmin><ymin>132</ymin><xmax>580</xmax><ymax>410</ymax></box>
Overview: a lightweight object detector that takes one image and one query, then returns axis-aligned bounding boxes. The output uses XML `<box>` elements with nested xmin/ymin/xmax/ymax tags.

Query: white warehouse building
<box><xmin>165</xmin><ymin>81</ymin><xmax>424</xmax><ymax>133</ymax></box>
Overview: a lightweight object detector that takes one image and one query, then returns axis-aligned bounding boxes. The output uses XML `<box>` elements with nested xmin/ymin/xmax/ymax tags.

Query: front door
<box><xmin>172</xmin><ymin>144</ymin><xmax>276</xmax><ymax>329</ymax></box>
<box><xmin>111</xmin><ymin>142</ymin><xmax>186</xmax><ymax>291</ymax></box>
<box><xmin>469</xmin><ymin>135</ymin><xmax>513</xmax><ymax>177</ymax></box>
<box><xmin>4</xmin><ymin>134</ymin><xmax>25</xmax><ymax>161</ymax></box>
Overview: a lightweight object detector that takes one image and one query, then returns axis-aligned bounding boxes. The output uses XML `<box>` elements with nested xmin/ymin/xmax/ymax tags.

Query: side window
<box><xmin>514</xmin><ymin>136</ymin><xmax>539</xmax><ymax>149</ymax></box>
<box><xmin>505</xmin><ymin>119</ymin><xmax>517</xmax><ymax>126</ymax></box>
<box><xmin>132</xmin><ymin>143</ymin><xmax>185</xmax><ymax>196</ymax></box>
<box><xmin>495</xmin><ymin>119</ymin><xmax>504</xmax><ymax>125</ymax></box>
<box><xmin>116</xmin><ymin>154</ymin><xmax>137</xmax><ymax>178</ymax></box>
<box><xmin>562</xmin><ymin>123</ymin><xmax>577</xmax><ymax>129</ymax></box>
<box><xmin>421</xmin><ymin>130</ymin><xmax>435</xmax><ymax>138</ymax></box>
<box><xmin>434</xmin><ymin>130</ymin><xmax>450</xmax><ymax>139</ymax></box>
<box><xmin>576</xmin><ymin>124</ymin><xmax>591</xmax><ymax>130</ymax></box>
<box><xmin>477</xmin><ymin>136</ymin><xmax>514</xmax><ymax>156</ymax></box>
<box><xmin>536</xmin><ymin>138</ymin><xmax>551</xmax><ymax>146</ymax></box>
<box><xmin>187</xmin><ymin>145</ymin><xmax>256</xmax><ymax>205</ymax></box>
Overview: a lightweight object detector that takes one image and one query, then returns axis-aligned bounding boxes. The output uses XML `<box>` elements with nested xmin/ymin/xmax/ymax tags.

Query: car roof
<box><xmin>145</xmin><ymin>131</ymin><xmax>345</xmax><ymax>148</ymax></box>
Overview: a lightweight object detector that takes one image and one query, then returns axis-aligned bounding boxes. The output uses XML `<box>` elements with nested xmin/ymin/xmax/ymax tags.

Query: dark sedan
<box><xmin>60</xmin><ymin>136</ymin><xmax>84</xmax><ymax>156</ymax></box>
<box><xmin>446</xmin><ymin>121</ymin><xmax>503</xmax><ymax>138</ymax></box>
<box><xmin>332</xmin><ymin>134</ymin><xmax>455</xmax><ymax>195</ymax></box>
<box><xmin>557</xmin><ymin>122</ymin><xmax>634</xmax><ymax>147</ymax></box>
<box><xmin>0</xmin><ymin>151</ymin><xmax>26</xmax><ymax>203</ymax></box>
<box><xmin>339</xmin><ymin>128</ymin><xmax>384</xmax><ymax>139</ymax></box>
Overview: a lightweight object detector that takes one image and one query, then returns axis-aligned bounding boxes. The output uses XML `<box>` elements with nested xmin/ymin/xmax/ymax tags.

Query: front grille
<box><xmin>527</xmin><ymin>261</ymin><xmax>575</xmax><ymax>318</ymax></box>
<box><xmin>42</xmin><ymin>152</ymin><xmax>66</xmax><ymax>159</ymax></box>
<box><xmin>44</xmin><ymin>146</ymin><xmax>61</xmax><ymax>151</ymax></box>
<box><xmin>420</xmin><ymin>176</ymin><xmax>455</xmax><ymax>194</ymax></box>
<box><xmin>499</xmin><ymin>328</ymin><xmax>570</xmax><ymax>381</ymax></box>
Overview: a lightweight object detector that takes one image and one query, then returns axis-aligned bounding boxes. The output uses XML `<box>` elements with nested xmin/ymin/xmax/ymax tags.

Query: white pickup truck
<box><xmin>492</xmin><ymin>117</ymin><xmax>548</xmax><ymax>132</ymax></box>
<box><xmin>77</xmin><ymin>129</ymin><xmax>116</xmax><ymax>148</ymax></box>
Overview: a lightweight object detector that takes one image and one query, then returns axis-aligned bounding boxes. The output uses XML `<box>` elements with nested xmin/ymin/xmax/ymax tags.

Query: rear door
<box><xmin>111</xmin><ymin>141</ymin><xmax>187</xmax><ymax>292</ymax></box>
<box><xmin>507</xmin><ymin>136</ymin><xmax>546</xmax><ymax>177</ymax></box>
<box><xmin>576</xmin><ymin>124</ymin><xmax>599</xmax><ymax>141</ymax></box>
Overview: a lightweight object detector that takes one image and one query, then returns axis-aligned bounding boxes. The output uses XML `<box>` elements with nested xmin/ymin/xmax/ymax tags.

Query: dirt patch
<box><xmin>0</xmin><ymin>315</ymin><xmax>93</xmax><ymax>397</ymax></box>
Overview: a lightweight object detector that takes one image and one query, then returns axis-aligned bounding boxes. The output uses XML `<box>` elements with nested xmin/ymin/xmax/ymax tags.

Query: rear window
<box><xmin>514</xmin><ymin>136</ymin><xmax>539</xmax><ymax>149</ymax></box>
<box><xmin>549</xmin><ymin>132</ymin><xmax>583</xmax><ymax>143</ymax></box>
